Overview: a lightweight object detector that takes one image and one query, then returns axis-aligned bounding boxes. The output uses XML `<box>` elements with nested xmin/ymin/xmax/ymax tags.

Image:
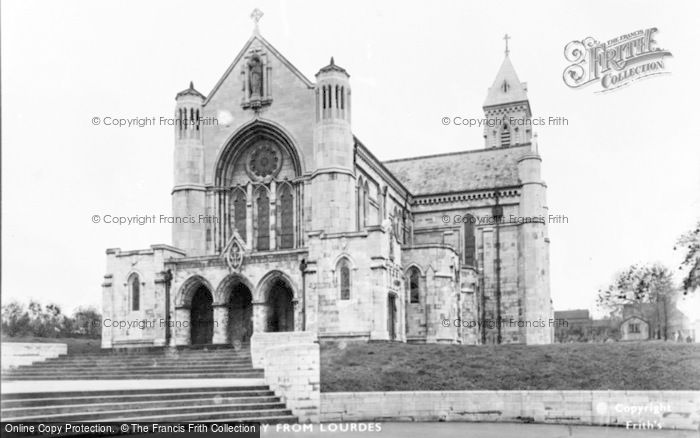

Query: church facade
<box><xmin>101</xmin><ymin>26</ymin><xmax>553</xmax><ymax>349</ymax></box>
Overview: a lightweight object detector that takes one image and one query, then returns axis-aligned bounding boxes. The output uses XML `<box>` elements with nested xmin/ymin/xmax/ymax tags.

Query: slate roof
<box><xmin>554</xmin><ymin>309</ymin><xmax>591</xmax><ymax>321</ymax></box>
<box><xmin>382</xmin><ymin>144</ymin><xmax>530</xmax><ymax>196</ymax></box>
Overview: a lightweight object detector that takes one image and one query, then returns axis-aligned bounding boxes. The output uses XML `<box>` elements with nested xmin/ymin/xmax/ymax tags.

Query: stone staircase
<box><xmin>0</xmin><ymin>346</ymin><xmax>297</xmax><ymax>423</ymax></box>
<box><xmin>1</xmin><ymin>346</ymin><xmax>263</xmax><ymax>380</ymax></box>
<box><xmin>1</xmin><ymin>386</ymin><xmax>295</xmax><ymax>422</ymax></box>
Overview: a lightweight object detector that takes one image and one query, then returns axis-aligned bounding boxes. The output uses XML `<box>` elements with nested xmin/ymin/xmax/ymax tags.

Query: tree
<box><xmin>1</xmin><ymin>301</ymin><xmax>30</xmax><ymax>336</ymax></box>
<box><xmin>597</xmin><ymin>263</ymin><xmax>676</xmax><ymax>340</ymax></box>
<box><xmin>26</xmin><ymin>301</ymin><xmax>66</xmax><ymax>338</ymax></box>
<box><xmin>71</xmin><ymin>306</ymin><xmax>101</xmax><ymax>338</ymax></box>
<box><xmin>674</xmin><ymin>220</ymin><xmax>700</xmax><ymax>294</ymax></box>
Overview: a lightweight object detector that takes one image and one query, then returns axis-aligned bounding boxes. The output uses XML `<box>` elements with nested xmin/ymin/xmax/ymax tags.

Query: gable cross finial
<box><xmin>504</xmin><ymin>33</ymin><xmax>511</xmax><ymax>57</ymax></box>
<box><xmin>251</xmin><ymin>8</ymin><xmax>264</xmax><ymax>33</ymax></box>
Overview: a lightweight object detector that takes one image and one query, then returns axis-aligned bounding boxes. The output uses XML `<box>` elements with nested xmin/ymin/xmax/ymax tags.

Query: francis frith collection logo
<box><xmin>563</xmin><ymin>28</ymin><xmax>672</xmax><ymax>92</ymax></box>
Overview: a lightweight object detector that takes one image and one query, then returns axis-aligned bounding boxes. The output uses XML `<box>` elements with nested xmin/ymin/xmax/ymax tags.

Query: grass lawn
<box><xmin>1</xmin><ymin>336</ymin><xmax>102</xmax><ymax>355</ymax></box>
<box><xmin>321</xmin><ymin>340</ymin><xmax>700</xmax><ymax>392</ymax></box>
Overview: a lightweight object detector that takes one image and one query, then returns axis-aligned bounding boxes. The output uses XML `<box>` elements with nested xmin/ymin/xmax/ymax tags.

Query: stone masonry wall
<box><xmin>258</xmin><ymin>333</ymin><xmax>320</xmax><ymax>423</ymax></box>
<box><xmin>401</xmin><ymin>245</ymin><xmax>460</xmax><ymax>343</ymax></box>
<box><xmin>1</xmin><ymin>343</ymin><xmax>66</xmax><ymax>369</ymax></box>
<box><xmin>102</xmin><ymin>245</ymin><xmax>185</xmax><ymax>348</ymax></box>
<box><xmin>251</xmin><ymin>331</ymin><xmax>318</xmax><ymax>368</ymax></box>
<box><xmin>321</xmin><ymin>391</ymin><xmax>700</xmax><ymax>430</ymax></box>
<box><xmin>307</xmin><ymin>226</ymin><xmax>400</xmax><ymax>341</ymax></box>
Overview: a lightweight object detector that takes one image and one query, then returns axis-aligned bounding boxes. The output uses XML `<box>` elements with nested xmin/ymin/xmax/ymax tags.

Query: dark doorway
<box><xmin>387</xmin><ymin>294</ymin><xmax>397</xmax><ymax>341</ymax></box>
<box><xmin>267</xmin><ymin>279</ymin><xmax>294</xmax><ymax>332</ymax></box>
<box><xmin>228</xmin><ymin>283</ymin><xmax>253</xmax><ymax>343</ymax></box>
<box><xmin>190</xmin><ymin>287</ymin><xmax>214</xmax><ymax>345</ymax></box>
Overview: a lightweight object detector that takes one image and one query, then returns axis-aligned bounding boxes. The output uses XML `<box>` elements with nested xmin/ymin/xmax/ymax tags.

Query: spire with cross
<box><xmin>504</xmin><ymin>34</ymin><xmax>511</xmax><ymax>57</ymax></box>
<box><xmin>250</xmin><ymin>8</ymin><xmax>264</xmax><ymax>33</ymax></box>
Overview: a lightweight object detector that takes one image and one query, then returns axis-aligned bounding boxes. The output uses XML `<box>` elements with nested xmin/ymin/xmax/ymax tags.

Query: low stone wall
<box><xmin>1</xmin><ymin>343</ymin><xmax>67</xmax><ymax>369</ymax></box>
<box><xmin>321</xmin><ymin>391</ymin><xmax>700</xmax><ymax>431</ymax></box>
<box><xmin>252</xmin><ymin>332</ymin><xmax>320</xmax><ymax>423</ymax></box>
<box><xmin>251</xmin><ymin>331</ymin><xmax>318</xmax><ymax>368</ymax></box>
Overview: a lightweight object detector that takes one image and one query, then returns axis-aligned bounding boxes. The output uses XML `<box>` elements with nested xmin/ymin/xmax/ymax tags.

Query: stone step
<box><xmin>60</xmin><ymin>347</ymin><xmax>250</xmax><ymax>357</ymax></box>
<box><xmin>1</xmin><ymin>385</ymin><xmax>271</xmax><ymax>397</ymax></box>
<box><xmin>2</xmin><ymin>389</ymin><xmax>277</xmax><ymax>407</ymax></box>
<box><xmin>4</xmin><ymin>365</ymin><xmax>260</xmax><ymax>373</ymax></box>
<box><xmin>0</xmin><ymin>347</ymin><xmax>298</xmax><ymax>423</ymax></box>
<box><xmin>2</xmin><ymin>371</ymin><xmax>261</xmax><ymax>379</ymax></box>
<box><xmin>42</xmin><ymin>354</ymin><xmax>251</xmax><ymax>361</ymax></box>
<box><xmin>114</xmin><ymin>411</ymin><xmax>296</xmax><ymax>423</ymax></box>
<box><xmin>8</xmin><ymin>364</ymin><xmax>257</xmax><ymax>373</ymax></box>
<box><xmin>2</xmin><ymin>371</ymin><xmax>264</xmax><ymax>380</ymax></box>
<box><xmin>44</xmin><ymin>353</ymin><xmax>252</xmax><ymax>362</ymax></box>
<box><xmin>3</xmin><ymin>405</ymin><xmax>294</xmax><ymax>422</ymax></box>
<box><xmin>38</xmin><ymin>359</ymin><xmax>252</xmax><ymax>366</ymax></box>
<box><xmin>4</xmin><ymin>398</ymin><xmax>286</xmax><ymax>417</ymax></box>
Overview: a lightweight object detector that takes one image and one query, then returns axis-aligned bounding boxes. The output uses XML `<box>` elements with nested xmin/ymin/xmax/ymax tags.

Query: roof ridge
<box><xmin>383</xmin><ymin>144</ymin><xmax>531</xmax><ymax>164</ymax></box>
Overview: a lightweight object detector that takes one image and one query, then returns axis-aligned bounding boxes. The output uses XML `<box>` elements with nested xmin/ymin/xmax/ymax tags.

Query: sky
<box><xmin>2</xmin><ymin>0</ymin><xmax>699</xmax><ymax>316</ymax></box>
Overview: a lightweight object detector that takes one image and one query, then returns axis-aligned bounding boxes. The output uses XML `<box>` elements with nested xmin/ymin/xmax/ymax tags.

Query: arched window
<box><xmin>463</xmin><ymin>214</ymin><xmax>476</xmax><ymax>267</ymax></box>
<box><xmin>256</xmin><ymin>187</ymin><xmax>270</xmax><ymax>251</ymax></box>
<box><xmin>402</xmin><ymin>211</ymin><xmax>409</xmax><ymax>244</ymax></box>
<box><xmin>363</xmin><ymin>181</ymin><xmax>370</xmax><ymax>226</ymax></box>
<box><xmin>378</xmin><ymin>186</ymin><xmax>385</xmax><ymax>220</ymax></box>
<box><xmin>339</xmin><ymin>259</ymin><xmax>351</xmax><ymax>300</ymax></box>
<box><xmin>500</xmin><ymin>123</ymin><xmax>511</xmax><ymax>147</ymax></box>
<box><xmin>278</xmin><ymin>184</ymin><xmax>294</xmax><ymax>249</ymax></box>
<box><xmin>129</xmin><ymin>274</ymin><xmax>140</xmax><ymax>311</ymax></box>
<box><xmin>357</xmin><ymin>177</ymin><xmax>365</xmax><ymax>229</ymax></box>
<box><xmin>393</xmin><ymin>207</ymin><xmax>401</xmax><ymax>240</ymax></box>
<box><xmin>408</xmin><ymin>268</ymin><xmax>420</xmax><ymax>304</ymax></box>
<box><xmin>501</xmin><ymin>79</ymin><xmax>510</xmax><ymax>93</ymax></box>
<box><xmin>232</xmin><ymin>189</ymin><xmax>246</xmax><ymax>243</ymax></box>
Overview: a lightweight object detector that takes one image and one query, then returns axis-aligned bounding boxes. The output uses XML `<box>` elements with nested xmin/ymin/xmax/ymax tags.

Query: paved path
<box><xmin>262</xmin><ymin>422</ymin><xmax>697</xmax><ymax>438</ymax></box>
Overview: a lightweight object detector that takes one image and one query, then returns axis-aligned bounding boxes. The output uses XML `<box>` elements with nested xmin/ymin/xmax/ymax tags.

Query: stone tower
<box><xmin>483</xmin><ymin>54</ymin><xmax>532</xmax><ymax>148</ymax></box>
<box><xmin>172</xmin><ymin>82</ymin><xmax>207</xmax><ymax>256</ymax></box>
<box><xmin>481</xmin><ymin>45</ymin><xmax>553</xmax><ymax>344</ymax></box>
<box><xmin>518</xmin><ymin>136</ymin><xmax>553</xmax><ymax>344</ymax></box>
<box><xmin>310</xmin><ymin>58</ymin><xmax>355</xmax><ymax>233</ymax></box>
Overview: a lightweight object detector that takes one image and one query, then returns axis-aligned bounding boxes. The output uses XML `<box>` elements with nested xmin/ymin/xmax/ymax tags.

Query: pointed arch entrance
<box><xmin>228</xmin><ymin>283</ymin><xmax>253</xmax><ymax>343</ymax></box>
<box><xmin>266</xmin><ymin>279</ymin><xmax>295</xmax><ymax>332</ymax></box>
<box><xmin>190</xmin><ymin>286</ymin><xmax>214</xmax><ymax>345</ymax></box>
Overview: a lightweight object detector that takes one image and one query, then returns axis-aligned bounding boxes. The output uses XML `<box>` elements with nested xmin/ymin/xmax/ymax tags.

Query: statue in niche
<box><xmin>248</xmin><ymin>56</ymin><xmax>263</xmax><ymax>98</ymax></box>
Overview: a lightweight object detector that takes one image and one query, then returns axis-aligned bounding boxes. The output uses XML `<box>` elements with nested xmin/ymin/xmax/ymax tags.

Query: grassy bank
<box><xmin>321</xmin><ymin>340</ymin><xmax>700</xmax><ymax>391</ymax></box>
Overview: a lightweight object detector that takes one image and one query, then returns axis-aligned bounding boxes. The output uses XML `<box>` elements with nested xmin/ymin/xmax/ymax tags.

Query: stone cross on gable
<box><xmin>504</xmin><ymin>33</ymin><xmax>511</xmax><ymax>56</ymax></box>
<box><xmin>251</xmin><ymin>8</ymin><xmax>264</xmax><ymax>31</ymax></box>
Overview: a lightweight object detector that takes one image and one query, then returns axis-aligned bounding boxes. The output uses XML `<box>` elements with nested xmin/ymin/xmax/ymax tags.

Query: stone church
<box><xmin>101</xmin><ymin>19</ymin><xmax>553</xmax><ymax>349</ymax></box>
